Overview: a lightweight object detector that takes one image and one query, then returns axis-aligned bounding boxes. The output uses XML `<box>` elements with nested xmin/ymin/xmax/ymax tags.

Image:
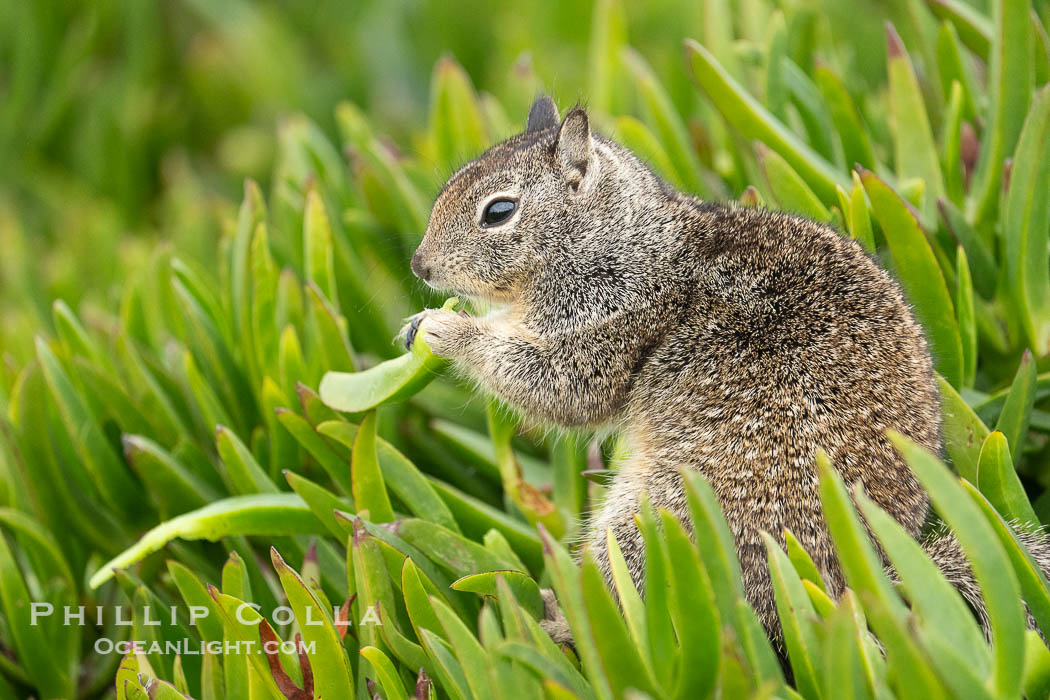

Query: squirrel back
<box><xmin>409</xmin><ymin>94</ymin><xmax>1050</xmax><ymax>645</ymax></box>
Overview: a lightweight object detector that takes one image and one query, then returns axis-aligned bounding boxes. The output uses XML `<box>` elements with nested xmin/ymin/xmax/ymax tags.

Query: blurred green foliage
<box><xmin>3</xmin><ymin>0</ymin><xmax>1050</xmax><ymax>697</ymax></box>
<box><xmin>0</xmin><ymin>0</ymin><xmax>933</xmax><ymax>371</ymax></box>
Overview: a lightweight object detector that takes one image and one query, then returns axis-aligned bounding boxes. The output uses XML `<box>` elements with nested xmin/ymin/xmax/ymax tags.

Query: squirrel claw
<box><xmin>402</xmin><ymin>313</ymin><xmax>424</xmax><ymax>350</ymax></box>
<box><xmin>399</xmin><ymin>307</ymin><xmax>471</xmax><ymax>356</ymax></box>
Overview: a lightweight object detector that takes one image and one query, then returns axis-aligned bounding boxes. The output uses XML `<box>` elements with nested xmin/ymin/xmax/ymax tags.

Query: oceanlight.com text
<box><xmin>93</xmin><ymin>638</ymin><xmax>317</xmax><ymax>656</ymax></box>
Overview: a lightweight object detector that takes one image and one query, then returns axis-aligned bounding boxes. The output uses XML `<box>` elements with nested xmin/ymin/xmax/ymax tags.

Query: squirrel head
<box><xmin>411</xmin><ymin>95</ymin><xmax>664</xmax><ymax>304</ymax></box>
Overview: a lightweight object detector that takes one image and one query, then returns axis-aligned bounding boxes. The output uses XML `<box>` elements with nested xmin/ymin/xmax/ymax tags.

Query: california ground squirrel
<box><xmin>406</xmin><ymin>95</ymin><xmax>1050</xmax><ymax>644</ymax></box>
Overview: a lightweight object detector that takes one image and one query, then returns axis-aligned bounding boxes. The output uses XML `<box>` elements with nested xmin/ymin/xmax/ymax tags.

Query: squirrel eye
<box><xmin>481</xmin><ymin>198</ymin><xmax>517</xmax><ymax>227</ymax></box>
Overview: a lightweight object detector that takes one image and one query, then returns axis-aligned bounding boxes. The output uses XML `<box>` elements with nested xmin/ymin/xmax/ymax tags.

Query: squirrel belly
<box><xmin>409</xmin><ymin>94</ymin><xmax>1050</xmax><ymax>646</ymax></box>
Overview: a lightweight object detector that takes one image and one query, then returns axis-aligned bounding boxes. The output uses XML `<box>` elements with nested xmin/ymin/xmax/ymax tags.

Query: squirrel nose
<box><xmin>411</xmin><ymin>251</ymin><xmax>431</xmax><ymax>281</ymax></box>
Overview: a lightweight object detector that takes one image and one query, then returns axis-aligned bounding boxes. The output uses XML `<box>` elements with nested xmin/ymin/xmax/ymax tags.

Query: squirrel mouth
<box><xmin>422</xmin><ymin>276</ymin><xmax>452</xmax><ymax>293</ymax></box>
<box><xmin>424</xmin><ymin>277</ymin><xmax>515</xmax><ymax>305</ymax></box>
<box><xmin>421</xmin><ymin>275</ymin><xmax>466</xmax><ymax>298</ymax></box>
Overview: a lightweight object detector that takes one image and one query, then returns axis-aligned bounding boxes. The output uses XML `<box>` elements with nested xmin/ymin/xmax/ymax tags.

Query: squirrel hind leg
<box><xmin>1014</xmin><ymin>525</ymin><xmax>1050</xmax><ymax>641</ymax></box>
<box><xmin>918</xmin><ymin>525</ymin><xmax>1050</xmax><ymax>641</ymax></box>
<box><xmin>918</xmin><ymin>532</ymin><xmax>991</xmax><ymax>635</ymax></box>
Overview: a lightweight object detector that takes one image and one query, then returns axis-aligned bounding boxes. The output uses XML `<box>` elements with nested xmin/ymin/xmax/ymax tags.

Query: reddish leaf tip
<box><xmin>260</xmin><ymin>618</ymin><xmax>311</xmax><ymax>700</ymax></box>
<box><xmin>885</xmin><ymin>22</ymin><xmax>904</xmax><ymax>58</ymax></box>
<box><xmin>960</xmin><ymin>122</ymin><xmax>978</xmax><ymax>174</ymax></box>
<box><xmin>416</xmin><ymin>669</ymin><xmax>433</xmax><ymax>700</ymax></box>
<box><xmin>435</xmin><ymin>52</ymin><xmax>458</xmax><ymax>73</ymax></box>
<box><xmin>270</xmin><ymin>547</ymin><xmax>286</xmax><ymax>569</ymax></box>
<box><xmin>336</xmin><ymin>598</ymin><xmax>352</xmax><ymax>640</ymax></box>
<box><xmin>352</xmin><ymin>517</ymin><xmax>368</xmax><ymax>545</ymax></box>
<box><xmin>537</xmin><ymin>523</ymin><xmax>555</xmax><ymax>555</ymax></box>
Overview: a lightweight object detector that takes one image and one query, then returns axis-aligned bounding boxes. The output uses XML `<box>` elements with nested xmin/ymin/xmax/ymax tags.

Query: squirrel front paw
<box><xmin>398</xmin><ymin>308</ymin><xmax>473</xmax><ymax>356</ymax></box>
<box><xmin>400</xmin><ymin>311</ymin><xmax>427</xmax><ymax>350</ymax></box>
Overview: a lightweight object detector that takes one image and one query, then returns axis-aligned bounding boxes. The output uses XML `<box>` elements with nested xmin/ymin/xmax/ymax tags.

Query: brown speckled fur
<box><xmin>408</xmin><ymin>96</ymin><xmax>1050</xmax><ymax>645</ymax></box>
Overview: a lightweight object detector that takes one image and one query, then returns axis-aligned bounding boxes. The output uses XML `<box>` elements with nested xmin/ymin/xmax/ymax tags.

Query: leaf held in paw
<box><xmin>319</xmin><ymin>297</ymin><xmax>458</xmax><ymax>412</ymax></box>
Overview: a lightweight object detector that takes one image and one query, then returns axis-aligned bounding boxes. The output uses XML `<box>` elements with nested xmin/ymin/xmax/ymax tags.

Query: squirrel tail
<box><xmin>916</xmin><ymin>523</ymin><xmax>1050</xmax><ymax>635</ymax></box>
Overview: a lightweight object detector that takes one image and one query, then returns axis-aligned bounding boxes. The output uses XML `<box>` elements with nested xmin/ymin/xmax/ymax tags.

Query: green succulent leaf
<box><xmin>90</xmin><ymin>494</ymin><xmax>327</xmax><ymax>588</ymax></box>
<box><xmin>1004</xmin><ymin>87</ymin><xmax>1050</xmax><ymax>354</ymax></box>
<box><xmin>451</xmin><ymin>570</ymin><xmax>544</xmax><ymax>620</ymax></box>
<box><xmin>756</xmin><ymin>142</ymin><xmax>832</xmax><ymax>220</ymax></box>
<box><xmin>968</xmin><ymin>0</ymin><xmax>1034</xmax><ymax>226</ymax></box>
<box><xmin>889</xmin><ymin>432</ymin><xmax>1025</xmax><ymax>700</ymax></box>
<box><xmin>685</xmin><ymin>39</ymin><xmax>847</xmax><ymax>202</ymax></box>
<box><xmin>623</xmin><ymin>47</ymin><xmax>708</xmax><ymax>195</ymax></box>
<box><xmin>886</xmin><ymin>24</ymin><xmax>945</xmax><ymax>218</ymax></box>
<box><xmin>861</xmin><ymin>170</ymin><xmax>963</xmax><ymax>387</ymax></box>
<box><xmin>0</xmin><ymin>528</ymin><xmax>74</xmax><ymax>699</ymax></box>
<box><xmin>272</xmin><ymin>547</ymin><xmax>355</xmax><ymax>699</ymax></box>
<box><xmin>360</xmin><ymin>646</ymin><xmax>409</xmax><ymax>699</ymax></box>
<box><xmin>817</xmin><ymin>450</ymin><xmax>948</xmax><ymax>700</ymax></box>
<box><xmin>319</xmin><ymin>297</ymin><xmax>457</xmax><ymax>412</ymax></box>
<box><xmin>764</xmin><ymin>531</ymin><xmax>823</xmax><ymax>699</ymax></box>
<box><xmin>10</xmin><ymin>9</ymin><xmax>1050</xmax><ymax>700</ymax></box>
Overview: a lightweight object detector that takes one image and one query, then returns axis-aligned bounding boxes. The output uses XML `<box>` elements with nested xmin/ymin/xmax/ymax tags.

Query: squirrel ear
<box><xmin>555</xmin><ymin>108</ymin><xmax>591</xmax><ymax>191</ymax></box>
<box><xmin>526</xmin><ymin>94</ymin><xmax>559</xmax><ymax>132</ymax></box>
